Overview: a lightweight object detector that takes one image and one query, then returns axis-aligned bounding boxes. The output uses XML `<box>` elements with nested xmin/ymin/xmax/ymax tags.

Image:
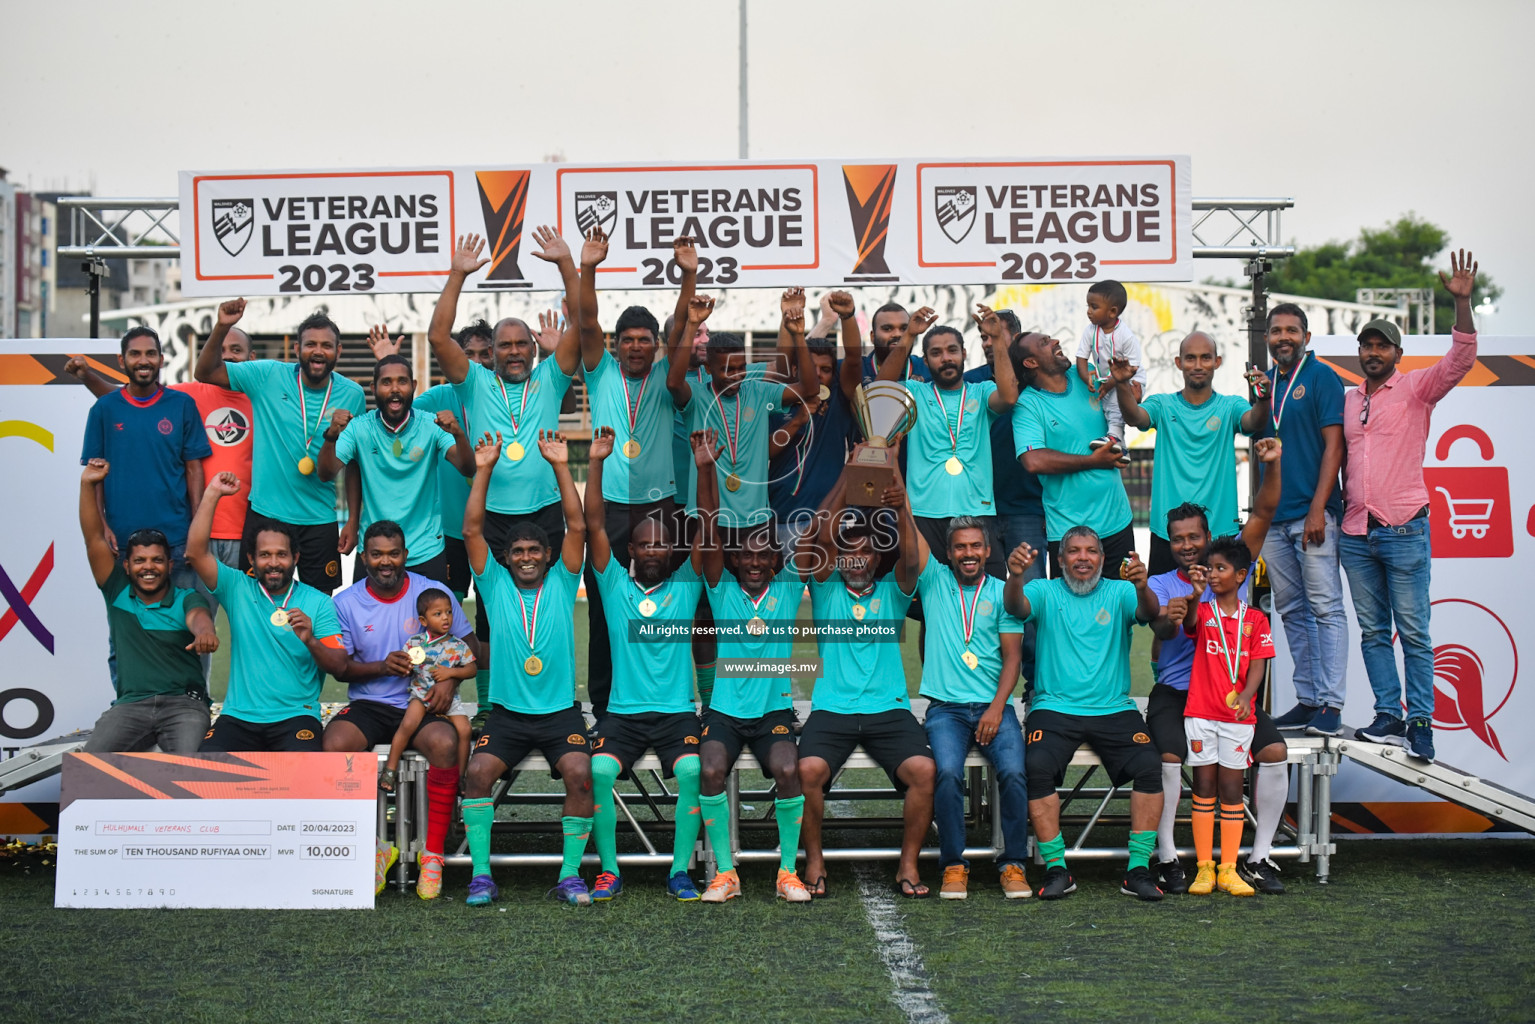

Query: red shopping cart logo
<box><xmin>1424</xmin><ymin>425</ymin><xmax>1512</xmax><ymax>558</ymax></box>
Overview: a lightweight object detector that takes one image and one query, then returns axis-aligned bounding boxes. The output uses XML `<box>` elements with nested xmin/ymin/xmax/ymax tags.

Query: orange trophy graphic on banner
<box><xmin>474</xmin><ymin>170</ymin><xmax>532</xmax><ymax>289</ymax></box>
<box><xmin>841</xmin><ymin>164</ymin><xmax>898</xmax><ymax>282</ymax></box>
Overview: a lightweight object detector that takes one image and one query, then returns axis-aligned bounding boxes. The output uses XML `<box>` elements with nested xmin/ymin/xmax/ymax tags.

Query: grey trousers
<box><xmin>83</xmin><ymin>694</ymin><xmax>212</xmax><ymax>754</ymax></box>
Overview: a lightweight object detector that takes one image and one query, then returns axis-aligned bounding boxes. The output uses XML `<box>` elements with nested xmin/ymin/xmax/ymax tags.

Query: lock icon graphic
<box><xmin>1424</xmin><ymin>424</ymin><xmax>1513</xmax><ymax>558</ymax></box>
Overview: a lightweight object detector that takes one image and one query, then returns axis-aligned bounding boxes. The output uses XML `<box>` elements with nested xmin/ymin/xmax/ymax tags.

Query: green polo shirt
<box><xmin>333</xmin><ymin>409</ymin><xmax>456</xmax><ymax>561</ymax></box>
<box><xmin>903</xmin><ymin>378</ymin><xmax>999</xmax><ymax>517</ymax></box>
<box><xmin>1141</xmin><ymin>391</ymin><xmax>1251</xmax><ymax>539</ymax></box>
<box><xmin>473</xmin><ymin>558</ymin><xmax>582</xmax><ymax>715</ymax></box>
<box><xmin>1012</xmin><ymin>374</ymin><xmax>1132</xmax><ymax>541</ymax></box>
<box><xmin>100</xmin><ymin>565</ymin><xmax>209</xmax><ymax>705</ymax></box>
<box><xmin>588</xmin><ymin>351</ymin><xmax>678</xmax><ymax>504</ymax></box>
<box><xmin>915</xmin><ymin>554</ymin><xmax>1025</xmax><ymax>704</ymax></box>
<box><xmin>1022</xmin><ymin>576</ymin><xmax>1139</xmax><ymax>717</ymax></box>
<box><xmin>807</xmin><ymin>573</ymin><xmax>914</xmax><ymax>714</ymax></box>
<box><xmin>594</xmin><ymin>557</ymin><xmax>703</xmax><ymax>714</ymax></box>
<box><xmin>212</xmin><ymin>561</ymin><xmax>343</xmax><ymax>723</ymax></box>
<box><xmin>452</xmin><ymin>359</ymin><xmax>572</xmax><ymax>516</ymax></box>
<box><xmin>705</xmin><ymin>567</ymin><xmax>803</xmax><ymax>719</ymax></box>
<box><xmin>683</xmin><ymin>375</ymin><xmax>783</xmax><ymax>527</ymax></box>
<box><xmin>411</xmin><ymin>384</ymin><xmax>473</xmax><ymax>542</ymax></box>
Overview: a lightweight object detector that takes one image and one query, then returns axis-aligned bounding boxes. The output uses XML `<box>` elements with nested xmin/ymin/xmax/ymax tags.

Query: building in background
<box><xmin>0</xmin><ymin>170</ymin><xmax>58</xmax><ymax>339</ymax></box>
<box><xmin>34</xmin><ymin>191</ymin><xmax>129</xmax><ymax>335</ymax></box>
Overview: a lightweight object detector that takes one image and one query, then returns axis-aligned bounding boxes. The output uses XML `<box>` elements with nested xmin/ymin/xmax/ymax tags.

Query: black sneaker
<box><xmin>1355</xmin><ymin>712</ymin><xmax>1407</xmax><ymax>746</ymax></box>
<box><xmin>1406</xmin><ymin>719</ymin><xmax>1436</xmax><ymax>763</ymax></box>
<box><xmin>1120</xmin><ymin>865</ymin><xmax>1164</xmax><ymax>901</ymax></box>
<box><xmin>1272</xmin><ymin>701</ymin><xmax>1320</xmax><ymax>730</ymax></box>
<box><xmin>1036</xmin><ymin>865</ymin><xmax>1077</xmax><ymax>900</ymax></box>
<box><xmin>1156</xmin><ymin>859</ymin><xmax>1189</xmax><ymax>894</ymax></box>
<box><xmin>1238</xmin><ymin>858</ymin><xmax>1285</xmax><ymax>895</ymax></box>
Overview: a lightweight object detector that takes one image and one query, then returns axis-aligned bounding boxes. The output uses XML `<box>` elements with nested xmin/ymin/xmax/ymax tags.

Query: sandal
<box><xmin>378</xmin><ymin>767</ymin><xmax>398</xmax><ymax>792</ymax></box>
<box><xmin>895</xmin><ymin>878</ymin><xmax>930</xmax><ymax>899</ymax></box>
<box><xmin>807</xmin><ymin>875</ymin><xmax>829</xmax><ymax>899</ymax></box>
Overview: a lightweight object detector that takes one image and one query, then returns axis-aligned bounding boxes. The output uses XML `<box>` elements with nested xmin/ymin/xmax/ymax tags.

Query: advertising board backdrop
<box><xmin>179</xmin><ymin>156</ymin><xmax>1193</xmax><ymax>296</ymax></box>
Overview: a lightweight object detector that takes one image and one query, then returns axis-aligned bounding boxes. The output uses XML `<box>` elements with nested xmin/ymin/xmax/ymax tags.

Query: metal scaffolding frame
<box><xmin>1356</xmin><ymin>287</ymin><xmax>1435</xmax><ymax>335</ymax></box>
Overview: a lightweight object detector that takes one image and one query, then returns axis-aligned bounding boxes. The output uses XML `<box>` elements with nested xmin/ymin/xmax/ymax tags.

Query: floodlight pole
<box><xmin>84</xmin><ymin>258</ymin><xmax>107</xmax><ymax>339</ymax></box>
<box><xmin>738</xmin><ymin>0</ymin><xmax>748</xmax><ymax>159</ymax></box>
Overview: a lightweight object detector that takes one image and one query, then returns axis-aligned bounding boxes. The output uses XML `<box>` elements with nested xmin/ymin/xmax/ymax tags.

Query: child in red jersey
<box><xmin>1180</xmin><ymin>535</ymin><xmax>1275</xmax><ymax>897</ymax></box>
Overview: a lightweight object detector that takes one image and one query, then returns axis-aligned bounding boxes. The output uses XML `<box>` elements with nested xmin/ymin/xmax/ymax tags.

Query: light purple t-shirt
<box><xmin>1148</xmin><ymin>569</ymin><xmax>1249</xmax><ymax>693</ymax></box>
<box><xmin>332</xmin><ymin>571</ymin><xmax>473</xmax><ymax>708</ymax></box>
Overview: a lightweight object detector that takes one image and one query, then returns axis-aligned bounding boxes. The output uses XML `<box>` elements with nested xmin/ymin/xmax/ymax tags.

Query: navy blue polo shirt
<box><xmin>81</xmin><ymin>387</ymin><xmax>212</xmax><ymax>547</ymax></box>
<box><xmin>861</xmin><ymin>351</ymin><xmax>930</xmax><ymax>384</ymax></box>
<box><xmin>1255</xmin><ymin>352</ymin><xmax>1345</xmax><ymax>523</ymax></box>
<box><xmin>965</xmin><ymin>363</ymin><xmax>1042</xmax><ymax>516</ymax></box>
<box><xmin>768</xmin><ymin>384</ymin><xmax>859</xmax><ymax>522</ymax></box>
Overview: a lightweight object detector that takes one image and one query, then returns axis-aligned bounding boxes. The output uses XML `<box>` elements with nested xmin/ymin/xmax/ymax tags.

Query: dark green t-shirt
<box><xmin>101</xmin><ymin>564</ymin><xmax>209</xmax><ymax>705</ymax></box>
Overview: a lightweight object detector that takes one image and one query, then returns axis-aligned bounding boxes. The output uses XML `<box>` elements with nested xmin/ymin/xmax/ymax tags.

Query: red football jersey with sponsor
<box><xmin>174</xmin><ymin>382</ymin><xmax>254</xmax><ymax>540</ymax></box>
<box><xmin>1183</xmin><ymin>601</ymin><xmax>1274</xmax><ymax>723</ymax></box>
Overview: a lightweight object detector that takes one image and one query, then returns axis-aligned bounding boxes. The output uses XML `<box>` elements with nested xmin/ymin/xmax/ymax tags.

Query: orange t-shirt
<box><xmin>173</xmin><ymin>382</ymin><xmax>253</xmax><ymax>540</ymax></box>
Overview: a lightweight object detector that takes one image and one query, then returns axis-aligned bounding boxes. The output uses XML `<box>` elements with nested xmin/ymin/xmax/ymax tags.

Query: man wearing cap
<box><xmin>1341</xmin><ymin>250</ymin><xmax>1481</xmax><ymax>764</ymax></box>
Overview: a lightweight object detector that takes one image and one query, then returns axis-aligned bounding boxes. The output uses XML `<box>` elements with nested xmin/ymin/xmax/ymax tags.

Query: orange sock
<box><xmin>1219</xmin><ymin>803</ymin><xmax>1245</xmax><ymax>867</ymax></box>
<box><xmin>1191</xmin><ymin>796</ymin><xmax>1216</xmax><ymax>863</ymax></box>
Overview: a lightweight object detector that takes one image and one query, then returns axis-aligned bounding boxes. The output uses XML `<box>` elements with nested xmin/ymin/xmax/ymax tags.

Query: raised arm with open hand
<box><xmin>427</xmin><ymin>235</ymin><xmax>491</xmax><ymax>383</ymax></box>
<box><xmin>461</xmin><ymin>431</ymin><xmax>504</xmax><ymax>576</ymax></box>
<box><xmin>367</xmin><ymin>324</ymin><xmax>404</xmax><ymax>359</ymax></box>
<box><xmin>1440</xmin><ymin>248</ymin><xmax>1479</xmax><ymax>333</ymax></box>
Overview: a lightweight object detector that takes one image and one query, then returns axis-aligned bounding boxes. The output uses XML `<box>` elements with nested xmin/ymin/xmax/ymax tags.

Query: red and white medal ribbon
<box><xmin>297</xmin><ymin>366</ymin><xmax>334</xmax><ymax>452</ymax></box>
<box><xmin>497</xmin><ymin>377</ymin><xmax>531</xmax><ymax>437</ymax></box>
<box><xmin>516</xmin><ymin>579</ymin><xmax>544</xmax><ymax>651</ymax></box>
<box><xmin>1270</xmin><ymin>351</ymin><xmax>1309</xmax><ymax>434</ymax></box>
<box><xmin>931</xmin><ymin>380</ymin><xmax>967</xmax><ymax>458</ymax></box>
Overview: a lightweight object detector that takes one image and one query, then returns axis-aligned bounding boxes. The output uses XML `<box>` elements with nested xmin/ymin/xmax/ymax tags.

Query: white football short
<box><xmin>1184</xmin><ymin>717</ymin><xmax>1255</xmax><ymax>770</ymax></box>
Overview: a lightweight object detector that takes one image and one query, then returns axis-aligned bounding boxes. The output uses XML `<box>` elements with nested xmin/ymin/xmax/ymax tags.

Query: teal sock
<box><xmin>775</xmin><ymin>795</ymin><xmax>805</xmax><ymax>872</ymax></box>
<box><xmin>671</xmin><ymin>756</ymin><xmax>703</xmax><ymax>875</ymax></box>
<box><xmin>591</xmin><ymin>756</ymin><xmax>622</xmax><ymax>874</ymax></box>
<box><xmin>1128</xmin><ymin>829</ymin><xmax>1157</xmax><ymax>872</ymax></box>
<box><xmin>699</xmin><ymin>792</ymin><xmax>734</xmax><ymax>873</ymax></box>
<box><xmin>462</xmin><ymin>797</ymin><xmax>494</xmax><ymax>878</ymax></box>
<box><xmin>559</xmin><ymin>815</ymin><xmax>593</xmax><ymax>880</ymax></box>
<box><xmin>695</xmin><ymin>662</ymin><xmax>716</xmax><ymax>707</ymax></box>
<box><xmin>1039</xmin><ymin>833</ymin><xmax>1067</xmax><ymax>871</ymax></box>
<box><xmin>1150</xmin><ymin>660</ymin><xmax>1160</xmax><ymax>684</ymax></box>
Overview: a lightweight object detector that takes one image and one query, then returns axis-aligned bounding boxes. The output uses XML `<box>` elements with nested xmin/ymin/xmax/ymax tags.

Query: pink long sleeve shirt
<box><xmin>1342</xmin><ymin>328</ymin><xmax>1478</xmax><ymax>535</ymax></box>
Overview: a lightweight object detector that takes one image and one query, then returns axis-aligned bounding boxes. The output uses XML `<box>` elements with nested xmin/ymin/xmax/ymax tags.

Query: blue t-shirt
<box><xmin>473</xmin><ymin>559</ymin><xmax>583</xmax><ymax>715</ymax></box>
<box><xmin>452</xmin><ymin>359</ymin><xmax>572</xmax><ymax>516</ymax></box>
<box><xmin>1022</xmin><ymin>576</ymin><xmax>1139</xmax><ymax>717</ymax></box>
<box><xmin>411</xmin><ymin>384</ymin><xmax>473</xmax><ymax>542</ymax></box>
<box><xmin>332</xmin><ymin>572</ymin><xmax>472</xmax><ymax>708</ymax></box>
<box><xmin>1148</xmin><ymin>569</ymin><xmax>1251</xmax><ymax>693</ymax></box>
<box><xmin>861</xmin><ymin>352</ymin><xmax>930</xmax><ymax>383</ymax></box>
<box><xmin>333</xmin><ymin>410</ymin><xmax>456</xmax><ymax>562</ymax></box>
<box><xmin>966</xmin><ymin>363</ymin><xmax>1042</xmax><ymax>516</ymax></box>
<box><xmin>588</xmin><ymin>351</ymin><xmax>678</xmax><ymax>505</ymax></box>
<box><xmin>594</xmin><ymin>557</ymin><xmax>703</xmax><ymax>714</ymax></box>
<box><xmin>225</xmin><ymin>361</ymin><xmax>368</xmax><ymax>526</ymax></box>
<box><xmin>81</xmin><ymin>387</ymin><xmax>212</xmax><ymax>547</ymax></box>
<box><xmin>1256</xmin><ymin>352</ymin><xmax>1345</xmax><ymax>523</ymax></box>
<box><xmin>767</xmin><ymin>385</ymin><xmax>858</xmax><ymax>523</ymax></box>
<box><xmin>1141</xmin><ymin>391</ymin><xmax>1251</xmax><ymax>539</ymax></box>
<box><xmin>916</xmin><ymin>555</ymin><xmax>1026</xmax><ymax>703</ymax></box>
<box><xmin>807</xmin><ymin>573</ymin><xmax>914</xmax><ymax>714</ymax></box>
<box><xmin>1012</xmin><ymin>374</ymin><xmax>1132</xmax><ymax>541</ymax></box>
<box><xmin>212</xmin><ymin>561</ymin><xmax>343</xmax><ymax>723</ymax></box>
<box><xmin>705</xmin><ymin>568</ymin><xmax>804</xmax><ymax>718</ymax></box>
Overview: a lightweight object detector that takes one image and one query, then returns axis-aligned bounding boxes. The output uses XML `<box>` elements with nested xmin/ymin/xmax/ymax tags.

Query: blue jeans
<box><xmin>1339</xmin><ymin>519</ymin><xmax>1434</xmax><ymax>722</ymax></box>
<box><xmin>1261</xmin><ymin>512</ymin><xmax>1347</xmax><ymax>709</ymax></box>
<box><xmin>997</xmin><ymin>513</ymin><xmax>1047</xmax><ymax>689</ymax></box>
<box><xmin>924</xmin><ymin>700</ymin><xmax>1029</xmax><ymax>870</ymax></box>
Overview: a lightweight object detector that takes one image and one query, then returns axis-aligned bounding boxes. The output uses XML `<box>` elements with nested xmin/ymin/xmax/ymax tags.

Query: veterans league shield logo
<box><xmin>934</xmin><ymin>186</ymin><xmax>977</xmax><ymax>244</ymax></box>
<box><xmin>575</xmin><ymin>192</ymin><xmax>619</xmax><ymax>237</ymax></box>
<box><xmin>211</xmin><ymin>198</ymin><xmax>255</xmax><ymax>257</ymax></box>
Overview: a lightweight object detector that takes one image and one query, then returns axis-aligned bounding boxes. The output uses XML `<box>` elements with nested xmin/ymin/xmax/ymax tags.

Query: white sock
<box><xmin>1157</xmin><ymin>762</ymin><xmax>1182</xmax><ymax>862</ymax></box>
<box><xmin>1249</xmin><ymin>763</ymin><xmax>1289</xmax><ymax>863</ymax></box>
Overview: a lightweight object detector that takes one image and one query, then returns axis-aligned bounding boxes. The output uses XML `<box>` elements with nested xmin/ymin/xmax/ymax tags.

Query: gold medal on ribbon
<box><xmin>945</xmin><ymin>456</ymin><xmax>963</xmax><ymax>476</ymax></box>
<box><xmin>506</xmin><ymin>441</ymin><xmax>525</xmax><ymax>461</ymax></box>
<box><xmin>725</xmin><ymin>473</ymin><xmax>742</xmax><ymax>492</ymax></box>
<box><xmin>297</xmin><ymin>456</ymin><xmax>316</xmax><ymax>476</ymax></box>
<box><xmin>269</xmin><ymin>609</ymin><xmax>290</xmax><ymax>627</ymax></box>
<box><xmin>295</xmin><ymin>365</ymin><xmax>333</xmax><ymax>481</ymax></box>
<box><xmin>1225</xmin><ymin>691</ymin><xmax>1241</xmax><ymax>710</ymax></box>
<box><xmin>622</xmin><ymin>439</ymin><xmax>642</xmax><ymax>459</ymax></box>
<box><xmin>962</xmin><ymin>650</ymin><xmax>980</xmax><ymax>670</ymax></box>
<box><xmin>407</xmin><ymin>646</ymin><xmax>426</xmax><ymax>666</ymax></box>
<box><xmin>818</xmin><ymin>384</ymin><xmax>831</xmax><ymax>402</ymax></box>
<box><xmin>525</xmin><ymin>655</ymin><xmax>543</xmax><ymax>676</ymax></box>
<box><xmin>851</xmin><ymin>603</ymin><xmax>866</xmax><ymax>621</ymax></box>
<box><xmin>747</xmin><ymin>616</ymin><xmax>767</xmax><ymax>636</ymax></box>
<box><xmin>638</xmin><ymin>597</ymin><xmax>658</xmax><ymax>618</ymax></box>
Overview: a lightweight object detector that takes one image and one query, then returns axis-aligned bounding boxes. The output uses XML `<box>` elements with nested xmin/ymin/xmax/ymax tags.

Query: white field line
<box><xmin>854</xmin><ymin>865</ymin><xmax>951</xmax><ymax>1024</ymax></box>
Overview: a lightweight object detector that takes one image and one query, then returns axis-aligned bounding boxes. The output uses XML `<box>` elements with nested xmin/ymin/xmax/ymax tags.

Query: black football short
<box><xmin>200</xmin><ymin>713</ymin><xmax>324</xmax><ymax>753</ymax></box>
<box><xmin>1024</xmin><ymin>708</ymin><xmax>1162</xmax><ymax>800</ymax></box>
<box><xmin>797</xmin><ymin>709</ymin><xmax>932</xmax><ymax>793</ymax></box>
<box><xmin>473</xmin><ymin>703</ymin><xmax>590</xmax><ymax>779</ymax></box>
<box><xmin>590</xmin><ymin>710</ymin><xmax>700</xmax><ymax>778</ymax></box>
<box><xmin>329</xmin><ymin>698</ymin><xmax>451</xmax><ymax>750</ymax></box>
<box><xmin>1145</xmin><ymin>684</ymin><xmax>1284</xmax><ymax>761</ymax></box>
<box><xmin>701</xmin><ymin>708</ymin><xmax>797</xmax><ymax>778</ymax></box>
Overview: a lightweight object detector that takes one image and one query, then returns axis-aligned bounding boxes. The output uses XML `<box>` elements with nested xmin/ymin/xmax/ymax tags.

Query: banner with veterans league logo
<box><xmin>178</xmin><ymin>157</ymin><xmax>1193</xmax><ymax>296</ymax></box>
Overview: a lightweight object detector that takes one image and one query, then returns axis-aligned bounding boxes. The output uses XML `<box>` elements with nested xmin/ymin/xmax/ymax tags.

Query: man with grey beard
<box><xmin>1003</xmin><ymin>526</ymin><xmax>1164</xmax><ymax>901</ymax></box>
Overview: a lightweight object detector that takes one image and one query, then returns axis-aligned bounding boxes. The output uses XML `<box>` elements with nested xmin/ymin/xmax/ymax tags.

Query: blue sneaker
<box><xmin>1355</xmin><ymin>713</ymin><xmax>1406</xmax><ymax>746</ymax></box>
<box><xmin>668</xmin><ymin>871</ymin><xmax>702</xmax><ymax>901</ymax></box>
<box><xmin>465</xmin><ymin>874</ymin><xmax>499</xmax><ymax>907</ymax></box>
<box><xmin>1406</xmin><ymin>719</ymin><xmax>1435</xmax><ymax>763</ymax></box>
<box><xmin>1273</xmin><ymin>702</ymin><xmax>1319</xmax><ymax>730</ymax></box>
<box><xmin>1305</xmin><ymin>706</ymin><xmax>1344</xmax><ymax>737</ymax></box>
<box><xmin>591</xmin><ymin>871</ymin><xmax>623</xmax><ymax>901</ymax></box>
<box><xmin>548</xmin><ymin>875</ymin><xmax>592</xmax><ymax>906</ymax></box>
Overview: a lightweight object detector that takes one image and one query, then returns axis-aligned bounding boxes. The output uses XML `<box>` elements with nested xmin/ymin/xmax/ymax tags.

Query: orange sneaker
<box><xmin>776</xmin><ymin>869</ymin><xmax>812</xmax><ymax>903</ymax></box>
<box><xmin>416</xmin><ymin>852</ymin><xmax>444</xmax><ymax>900</ymax></box>
<box><xmin>1000</xmin><ymin>863</ymin><xmax>1032</xmax><ymax>899</ymax></box>
<box><xmin>940</xmin><ymin>864</ymin><xmax>969</xmax><ymax>900</ymax></box>
<box><xmin>700</xmin><ymin>869</ymin><xmax>741</xmax><ymax>903</ymax></box>
<box><xmin>374</xmin><ymin>838</ymin><xmax>398</xmax><ymax>896</ymax></box>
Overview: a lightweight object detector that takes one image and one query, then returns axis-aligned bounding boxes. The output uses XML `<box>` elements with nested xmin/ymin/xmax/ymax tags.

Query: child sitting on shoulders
<box><xmin>1075</xmin><ymin>279</ymin><xmax>1144</xmax><ymax>465</ymax></box>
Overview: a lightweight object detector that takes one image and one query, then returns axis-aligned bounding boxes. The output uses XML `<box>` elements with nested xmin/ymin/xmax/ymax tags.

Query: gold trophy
<box><xmin>846</xmin><ymin>381</ymin><xmax>918</xmax><ymax>506</ymax></box>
